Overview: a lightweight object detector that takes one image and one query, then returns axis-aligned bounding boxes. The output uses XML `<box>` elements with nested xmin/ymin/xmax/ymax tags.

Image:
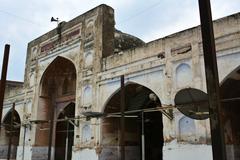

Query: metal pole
<box><xmin>198</xmin><ymin>0</ymin><xmax>226</xmax><ymax>160</ymax></box>
<box><xmin>0</xmin><ymin>44</ymin><xmax>10</xmax><ymax>123</ymax></box>
<box><xmin>65</xmin><ymin>120</ymin><xmax>69</xmax><ymax>160</ymax></box>
<box><xmin>120</xmin><ymin>75</ymin><xmax>125</xmax><ymax>160</ymax></box>
<box><xmin>141</xmin><ymin>112</ymin><xmax>145</xmax><ymax>160</ymax></box>
<box><xmin>7</xmin><ymin>102</ymin><xmax>15</xmax><ymax>160</ymax></box>
<box><xmin>48</xmin><ymin>88</ymin><xmax>55</xmax><ymax>160</ymax></box>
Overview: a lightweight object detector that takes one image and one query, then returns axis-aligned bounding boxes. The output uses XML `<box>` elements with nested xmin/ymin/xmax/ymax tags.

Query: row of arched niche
<box><xmin>1</xmin><ymin>56</ymin><xmax>239</xmax><ymax>160</ymax></box>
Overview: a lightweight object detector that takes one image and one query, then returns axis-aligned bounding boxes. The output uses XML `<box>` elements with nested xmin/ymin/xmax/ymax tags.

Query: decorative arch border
<box><xmin>100</xmin><ymin>80</ymin><xmax>163</xmax><ymax>113</ymax></box>
<box><xmin>2</xmin><ymin>107</ymin><xmax>22</xmax><ymax>123</ymax></box>
<box><xmin>37</xmin><ymin>56</ymin><xmax>77</xmax><ymax>97</ymax></box>
<box><xmin>219</xmin><ymin>65</ymin><xmax>240</xmax><ymax>86</ymax></box>
<box><xmin>99</xmin><ymin>80</ymin><xmax>164</xmax><ymax>150</ymax></box>
<box><xmin>175</xmin><ymin>62</ymin><xmax>191</xmax><ymax>71</ymax></box>
<box><xmin>38</xmin><ymin>55</ymin><xmax>77</xmax><ymax>87</ymax></box>
<box><xmin>56</xmin><ymin>101</ymin><xmax>76</xmax><ymax>119</ymax></box>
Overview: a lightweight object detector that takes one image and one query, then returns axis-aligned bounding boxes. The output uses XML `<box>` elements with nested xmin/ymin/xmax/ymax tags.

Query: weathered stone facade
<box><xmin>1</xmin><ymin>4</ymin><xmax>240</xmax><ymax>160</ymax></box>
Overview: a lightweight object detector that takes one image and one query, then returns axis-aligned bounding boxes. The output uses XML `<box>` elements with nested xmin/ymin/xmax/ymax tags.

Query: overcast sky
<box><xmin>0</xmin><ymin>0</ymin><xmax>239</xmax><ymax>81</ymax></box>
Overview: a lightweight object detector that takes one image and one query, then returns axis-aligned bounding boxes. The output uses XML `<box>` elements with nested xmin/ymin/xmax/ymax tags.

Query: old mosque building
<box><xmin>0</xmin><ymin>4</ymin><xmax>240</xmax><ymax>160</ymax></box>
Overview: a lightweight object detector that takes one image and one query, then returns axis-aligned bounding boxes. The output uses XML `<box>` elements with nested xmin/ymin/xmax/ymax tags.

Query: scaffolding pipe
<box><xmin>141</xmin><ymin>112</ymin><xmax>145</xmax><ymax>160</ymax></box>
<box><xmin>7</xmin><ymin>102</ymin><xmax>15</xmax><ymax>160</ymax></box>
<box><xmin>120</xmin><ymin>75</ymin><xmax>125</xmax><ymax>160</ymax></box>
<box><xmin>64</xmin><ymin>120</ymin><xmax>69</xmax><ymax>160</ymax></box>
<box><xmin>198</xmin><ymin>0</ymin><xmax>226</xmax><ymax>160</ymax></box>
<box><xmin>48</xmin><ymin>87</ymin><xmax>56</xmax><ymax>160</ymax></box>
<box><xmin>0</xmin><ymin>44</ymin><xmax>10</xmax><ymax>124</ymax></box>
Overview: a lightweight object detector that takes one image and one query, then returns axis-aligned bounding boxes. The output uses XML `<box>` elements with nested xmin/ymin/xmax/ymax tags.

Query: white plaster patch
<box><xmin>98</xmin><ymin>80</ymin><xmax>120</xmax><ymax>112</ymax></box>
<box><xmin>72</xmin><ymin>149</ymin><xmax>98</xmax><ymax>160</ymax></box>
<box><xmin>127</xmin><ymin>69</ymin><xmax>164</xmax><ymax>101</ymax></box>
<box><xmin>218</xmin><ymin>52</ymin><xmax>240</xmax><ymax>83</ymax></box>
<box><xmin>163</xmin><ymin>140</ymin><xmax>213</xmax><ymax>160</ymax></box>
<box><xmin>16</xmin><ymin>146</ymin><xmax>32</xmax><ymax>160</ymax></box>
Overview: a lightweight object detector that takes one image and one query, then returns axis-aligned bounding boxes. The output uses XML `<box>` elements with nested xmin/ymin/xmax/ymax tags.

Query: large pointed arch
<box><xmin>100</xmin><ymin>82</ymin><xmax>163</xmax><ymax>160</ymax></box>
<box><xmin>33</xmin><ymin>56</ymin><xmax>77</xmax><ymax>159</ymax></box>
<box><xmin>39</xmin><ymin>56</ymin><xmax>77</xmax><ymax>97</ymax></box>
<box><xmin>39</xmin><ymin>56</ymin><xmax>77</xmax><ymax>85</ymax></box>
<box><xmin>220</xmin><ymin>65</ymin><xmax>240</xmax><ymax>158</ymax></box>
<box><xmin>101</xmin><ymin>81</ymin><xmax>162</xmax><ymax>113</ymax></box>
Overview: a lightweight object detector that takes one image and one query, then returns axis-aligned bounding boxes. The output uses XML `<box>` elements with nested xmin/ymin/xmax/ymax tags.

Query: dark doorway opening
<box><xmin>2</xmin><ymin>109</ymin><xmax>21</xmax><ymax>159</ymax></box>
<box><xmin>220</xmin><ymin>69</ymin><xmax>240</xmax><ymax>159</ymax></box>
<box><xmin>55</xmin><ymin>103</ymin><xmax>75</xmax><ymax>160</ymax></box>
<box><xmin>34</xmin><ymin>57</ymin><xmax>76</xmax><ymax>159</ymax></box>
<box><xmin>101</xmin><ymin>83</ymin><xmax>163</xmax><ymax>160</ymax></box>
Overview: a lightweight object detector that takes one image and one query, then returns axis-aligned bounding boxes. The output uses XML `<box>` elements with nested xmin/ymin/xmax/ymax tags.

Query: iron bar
<box><xmin>108</xmin><ymin>106</ymin><xmax>173</xmax><ymax>116</ymax></box>
<box><xmin>64</xmin><ymin>120</ymin><xmax>69</xmax><ymax>160</ymax></box>
<box><xmin>198</xmin><ymin>0</ymin><xmax>226</xmax><ymax>160</ymax></box>
<box><xmin>47</xmin><ymin>88</ymin><xmax>56</xmax><ymax>160</ymax></box>
<box><xmin>141</xmin><ymin>112</ymin><xmax>145</xmax><ymax>160</ymax></box>
<box><xmin>107</xmin><ymin>115</ymin><xmax>138</xmax><ymax>118</ymax></box>
<box><xmin>0</xmin><ymin>44</ymin><xmax>10</xmax><ymax>123</ymax></box>
<box><xmin>220</xmin><ymin>97</ymin><xmax>240</xmax><ymax>103</ymax></box>
<box><xmin>120</xmin><ymin>75</ymin><xmax>125</xmax><ymax>160</ymax></box>
<box><xmin>7</xmin><ymin>102</ymin><xmax>15</xmax><ymax>160</ymax></box>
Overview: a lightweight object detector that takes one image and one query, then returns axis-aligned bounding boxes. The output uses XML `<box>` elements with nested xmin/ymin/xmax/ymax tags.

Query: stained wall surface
<box><xmin>1</xmin><ymin>4</ymin><xmax>240</xmax><ymax>160</ymax></box>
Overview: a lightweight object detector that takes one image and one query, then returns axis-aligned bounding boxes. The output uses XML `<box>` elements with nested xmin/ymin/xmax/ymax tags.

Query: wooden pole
<box><xmin>0</xmin><ymin>44</ymin><xmax>10</xmax><ymax>123</ymax></box>
<box><xmin>198</xmin><ymin>0</ymin><xmax>226</xmax><ymax>159</ymax></box>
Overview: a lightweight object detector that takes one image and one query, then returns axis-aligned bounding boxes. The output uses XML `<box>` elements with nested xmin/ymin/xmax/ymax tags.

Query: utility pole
<box><xmin>0</xmin><ymin>44</ymin><xmax>10</xmax><ymax>123</ymax></box>
<box><xmin>198</xmin><ymin>0</ymin><xmax>226</xmax><ymax>160</ymax></box>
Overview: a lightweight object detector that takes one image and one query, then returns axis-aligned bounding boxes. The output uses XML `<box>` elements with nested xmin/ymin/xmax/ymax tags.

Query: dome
<box><xmin>114</xmin><ymin>29</ymin><xmax>145</xmax><ymax>53</ymax></box>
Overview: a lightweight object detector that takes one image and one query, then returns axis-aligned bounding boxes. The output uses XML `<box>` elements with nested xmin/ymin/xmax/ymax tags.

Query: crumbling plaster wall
<box><xmin>13</xmin><ymin>4</ymin><xmax>114</xmax><ymax>160</ymax></box>
<box><xmin>97</xmin><ymin>12</ymin><xmax>240</xmax><ymax>158</ymax></box>
<box><xmin>0</xmin><ymin>4</ymin><xmax>239</xmax><ymax>160</ymax></box>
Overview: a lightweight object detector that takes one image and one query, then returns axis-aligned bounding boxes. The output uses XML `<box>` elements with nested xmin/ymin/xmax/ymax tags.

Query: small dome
<box><xmin>114</xmin><ymin>29</ymin><xmax>145</xmax><ymax>53</ymax></box>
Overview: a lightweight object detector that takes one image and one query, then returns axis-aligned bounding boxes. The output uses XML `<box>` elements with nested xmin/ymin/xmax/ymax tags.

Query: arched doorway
<box><xmin>101</xmin><ymin>83</ymin><xmax>163</xmax><ymax>160</ymax></box>
<box><xmin>0</xmin><ymin>109</ymin><xmax>21</xmax><ymax>159</ymax></box>
<box><xmin>55</xmin><ymin>103</ymin><xmax>75</xmax><ymax>160</ymax></box>
<box><xmin>34</xmin><ymin>57</ymin><xmax>76</xmax><ymax>159</ymax></box>
<box><xmin>220</xmin><ymin>67</ymin><xmax>240</xmax><ymax>159</ymax></box>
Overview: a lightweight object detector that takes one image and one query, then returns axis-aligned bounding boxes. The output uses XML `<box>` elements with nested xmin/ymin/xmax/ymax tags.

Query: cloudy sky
<box><xmin>0</xmin><ymin>0</ymin><xmax>239</xmax><ymax>81</ymax></box>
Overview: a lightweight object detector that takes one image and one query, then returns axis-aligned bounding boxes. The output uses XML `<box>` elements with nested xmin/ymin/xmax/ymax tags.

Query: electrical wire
<box><xmin>119</xmin><ymin>1</ymin><xmax>162</xmax><ymax>24</ymax></box>
<box><xmin>0</xmin><ymin>9</ymin><xmax>47</xmax><ymax>28</ymax></box>
<box><xmin>0</xmin><ymin>1</ymin><xmax>163</xmax><ymax>27</ymax></box>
